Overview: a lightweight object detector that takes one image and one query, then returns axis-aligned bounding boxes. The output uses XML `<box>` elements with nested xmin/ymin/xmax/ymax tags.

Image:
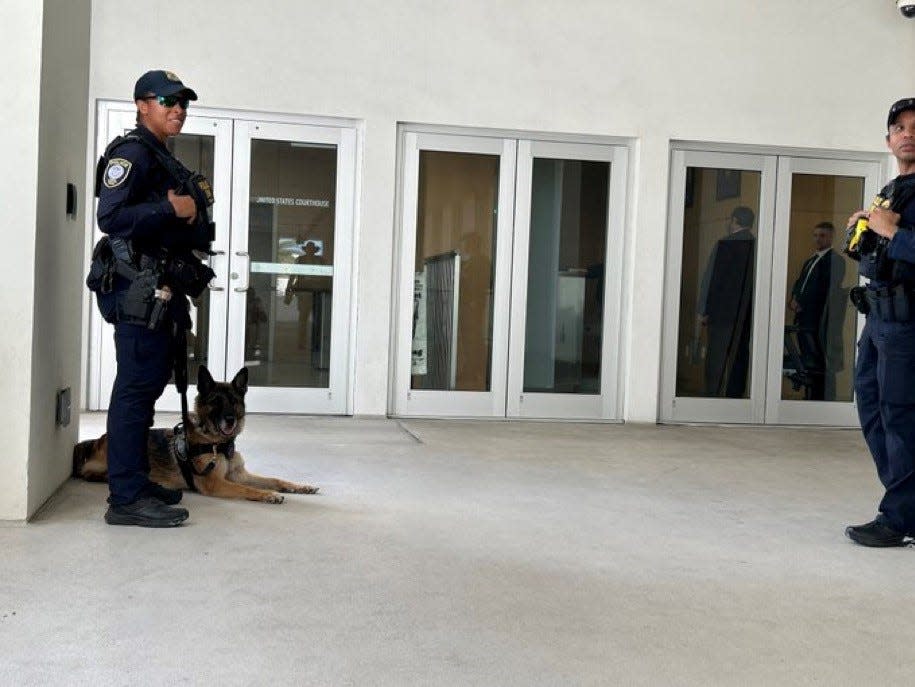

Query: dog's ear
<box><xmin>231</xmin><ymin>367</ymin><xmax>249</xmax><ymax>396</ymax></box>
<box><xmin>197</xmin><ymin>365</ymin><xmax>215</xmax><ymax>395</ymax></box>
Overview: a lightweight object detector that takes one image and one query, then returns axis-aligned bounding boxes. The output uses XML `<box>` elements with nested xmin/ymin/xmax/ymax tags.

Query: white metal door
<box><xmin>227</xmin><ymin>121</ymin><xmax>355</xmax><ymax>414</ymax></box>
<box><xmin>764</xmin><ymin>156</ymin><xmax>881</xmax><ymax>426</ymax></box>
<box><xmin>660</xmin><ymin>151</ymin><xmax>777</xmax><ymax>423</ymax></box>
<box><xmin>506</xmin><ymin>140</ymin><xmax>628</xmax><ymax>420</ymax></box>
<box><xmin>662</xmin><ymin>149</ymin><xmax>885</xmax><ymax>426</ymax></box>
<box><xmin>393</xmin><ymin>133</ymin><xmax>516</xmax><ymax>417</ymax></box>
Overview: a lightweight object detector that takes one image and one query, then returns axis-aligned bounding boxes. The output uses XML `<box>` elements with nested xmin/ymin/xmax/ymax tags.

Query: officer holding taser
<box><xmin>92</xmin><ymin>69</ymin><xmax>212</xmax><ymax>527</ymax></box>
<box><xmin>845</xmin><ymin>98</ymin><xmax>915</xmax><ymax>546</ymax></box>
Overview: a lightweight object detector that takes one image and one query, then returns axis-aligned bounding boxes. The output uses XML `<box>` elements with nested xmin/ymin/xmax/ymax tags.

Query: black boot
<box><xmin>845</xmin><ymin>519</ymin><xmax>910</xmax><ymax>547</ymax></box>
<box><xmin>105</xmin><ymin>497</ymin><xmax>189</xmax><ymax>528</ymax></box>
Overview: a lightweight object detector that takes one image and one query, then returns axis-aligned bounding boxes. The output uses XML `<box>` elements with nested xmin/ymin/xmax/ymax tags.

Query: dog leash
<box><xmin>172</xmin><ymin>326</ymin><xmax>217</xmax><ymax>487</ymax></box>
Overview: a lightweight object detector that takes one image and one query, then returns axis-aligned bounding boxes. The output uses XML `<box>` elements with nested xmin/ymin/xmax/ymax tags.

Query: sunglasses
<box><xmin>144</xmin><ymin>94</ymin><xmax>190</xmax><ymax>110</ymax></box>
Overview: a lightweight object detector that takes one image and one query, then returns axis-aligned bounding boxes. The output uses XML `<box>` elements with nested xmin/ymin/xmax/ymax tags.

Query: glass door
<box><xmin>227</xmin><ymin>121</ymin><xmax>355</xmax><ymax>414</ymax></box>
<box><xmin>662</xmin><ymin>149</ymin><xmax>884</xmax><ymax>426</ymax></box>
<box><xmin>660</xmin><ymin>151</ymin><xmax>777</xmax><ymax>423</ymax></box>
<box><xmin>506</xmin><ymin>141</ymin><xmax>628</xmax><ymax>419</ymax></box>
<box><xmin>392</xmin><ymin>133</ymin><xmax>517</xmax><ymax>417</ymax></box>
<box><xmin>764</xmin><ymin>157</ymin><xmax>880</xmax><ymax>425</ymax></box>
<box><xmin>393</xmin><ymin>133</ymin><xmax>629</xmax><ymax>420</ymax></box>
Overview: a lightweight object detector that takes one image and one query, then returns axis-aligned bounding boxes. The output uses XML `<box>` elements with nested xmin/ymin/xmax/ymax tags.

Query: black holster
<box><xmin>118</xmin><ymin>269</ymin><xmax>168</xmax><ymax>330</ymax></box>
<box><xmin>849</xmin><ymin>286</ymin><xmax>869</xmax><ymax>315</ymax></box>
<box><xmin>164</xmin><ymin>254</ymin><xmax>215</xmax><ymax>299</ymax></box>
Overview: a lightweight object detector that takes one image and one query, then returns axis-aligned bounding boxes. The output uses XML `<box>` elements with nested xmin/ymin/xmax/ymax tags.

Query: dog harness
<box><xmin>171</xmin><ymin>422</ymin><xmax>236</xmax><ymax>492</ymax></box>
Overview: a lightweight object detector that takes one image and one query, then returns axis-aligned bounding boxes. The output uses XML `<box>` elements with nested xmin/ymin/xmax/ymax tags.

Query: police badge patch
<box><xmin>103</xmin><ymin>158</ymin><xmax>132</xmax><ymax>189</ymax></box>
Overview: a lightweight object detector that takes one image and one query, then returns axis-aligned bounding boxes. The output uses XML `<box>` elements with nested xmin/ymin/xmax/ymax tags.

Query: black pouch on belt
<box><xmin>849</xmin><ymin>286</ymin><xmax>870</xmax><ymax>315</ymax></box>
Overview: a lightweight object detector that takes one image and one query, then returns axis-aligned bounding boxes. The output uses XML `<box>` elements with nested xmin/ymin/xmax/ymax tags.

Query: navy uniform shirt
<box><xmin>97</xmin><ymin>124</ymin><xmax>194</xmax><ymax>325</ymax></box>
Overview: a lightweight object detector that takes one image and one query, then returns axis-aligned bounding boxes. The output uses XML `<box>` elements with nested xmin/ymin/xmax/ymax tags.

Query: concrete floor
<box><xmin>1</xmin><ymin>414</ymin><xmax>914</xmax><ymax>686</ymax></box>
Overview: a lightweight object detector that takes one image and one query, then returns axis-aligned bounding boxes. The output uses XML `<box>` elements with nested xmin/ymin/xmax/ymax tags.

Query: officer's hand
<box><xmin>789</xmin><ymin>297</ymin><xmax>799</xmax><ymax>313</ymax></box>
<box><xmin>868</xmin><ymin>207</ymin><xmax>901</xmax><ymax>240</ymax></box>
<box><xmin>697</xmin><ymin>314</ymin><xmax>709</xmax><ymax>326</ymax></box>
<box><xmin>168</xmin><ymin>189</ymin><xmax>198</xmax><ymax>224</ymax></box>
<box><xmin>847</xmin><ymin>210</ymin><xmax>869</xmax><ymax>229</ymax></box>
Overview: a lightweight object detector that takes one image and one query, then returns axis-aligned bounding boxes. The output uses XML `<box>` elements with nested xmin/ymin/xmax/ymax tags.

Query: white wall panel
<box><xmin>28</xmin><ymin>0</ymin><xmax>92</xmax><ymax>516</ymax></box>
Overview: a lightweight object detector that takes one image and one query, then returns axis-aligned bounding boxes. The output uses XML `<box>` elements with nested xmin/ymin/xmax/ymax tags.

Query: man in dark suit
<box><xmin>788</xmin><ymin>222</ymin><xmax>847</xmax><ymax>400</ymax></box>
<box><xmin>698</xmin><ymin>206</ymin><xmax>756</xmax><ymax>398</ymax></box>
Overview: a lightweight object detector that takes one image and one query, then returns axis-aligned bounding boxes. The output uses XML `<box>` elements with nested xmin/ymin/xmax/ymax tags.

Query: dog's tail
<box><xmin>72</xmin><ymin>438</ymin><xmax>100</xmax><ymax>478</ymax></box>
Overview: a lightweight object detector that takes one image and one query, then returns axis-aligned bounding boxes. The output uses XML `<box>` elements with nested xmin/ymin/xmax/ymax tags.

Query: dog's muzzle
<box><xmin>219</xmin><ymin>418</ymin><xmax>237</xmax><ymax>436</ymax></box>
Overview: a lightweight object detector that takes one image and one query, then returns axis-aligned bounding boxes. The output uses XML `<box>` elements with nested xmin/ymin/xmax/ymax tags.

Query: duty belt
<box><xmin>863</xmin><ymin>283</ymin><xmax>915</xmax><ymax>322</ymax></box>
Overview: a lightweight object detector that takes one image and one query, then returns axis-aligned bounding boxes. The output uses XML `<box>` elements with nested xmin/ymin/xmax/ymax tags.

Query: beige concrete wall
<box><xmin>87</xmin><ymin>1</ymin><xmax>915</xmax><ymax>421</ymax></box>
<box><xmin>0</xmin><ymin>2</ymin><xmax>43</xmax><ymax>520</ymax></box>
<box><xmin>26</xmin><ymin>0</ymin><xmax>92</xmax><ymax>516</ymax></box>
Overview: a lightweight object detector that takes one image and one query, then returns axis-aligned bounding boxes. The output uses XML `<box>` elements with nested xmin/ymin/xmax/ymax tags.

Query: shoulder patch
<box><xmin>103</xmin><ymin>158</ymin><xmax>132</xmax><ymax>189</ymax></box>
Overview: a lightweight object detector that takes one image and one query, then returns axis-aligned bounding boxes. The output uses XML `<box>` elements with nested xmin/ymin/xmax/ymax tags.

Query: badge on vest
<box><xmin>103</xmin><ymin>158</ymin><xmax>132</xmax><ymax>189</ymax></box>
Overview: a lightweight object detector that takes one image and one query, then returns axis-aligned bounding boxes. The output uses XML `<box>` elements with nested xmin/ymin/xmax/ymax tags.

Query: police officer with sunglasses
<box><xmin>94</xmin><ymin>70</ymin><xmax>201</xmax><ymax>527</ymax></box>
<box><xmin>845</xmin><ymin>98</ymin><xmax>915</xmax><ymax>546</ymax></box>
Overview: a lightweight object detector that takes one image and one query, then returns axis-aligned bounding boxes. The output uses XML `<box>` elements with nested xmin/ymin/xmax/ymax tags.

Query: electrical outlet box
<box><xmin>56</xmin><ymin>387</ymin><xmax>71</xmax><ymax>427</ymax></box>
<box><xmin>66</xmin><ymin>183</ymin><xmax>77</xmax><ymax>218</ymax></box>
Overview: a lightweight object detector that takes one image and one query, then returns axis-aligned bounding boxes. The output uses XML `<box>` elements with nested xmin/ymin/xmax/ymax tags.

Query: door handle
<box><xmin>233</xmin><ymin>251</ymin><xmax>250</xmax><ymax>292</ymax></box>
<box><xmin>206</xmin><ymin>250</ymin><xmax>226</xmax><ymax>290</ymax></box>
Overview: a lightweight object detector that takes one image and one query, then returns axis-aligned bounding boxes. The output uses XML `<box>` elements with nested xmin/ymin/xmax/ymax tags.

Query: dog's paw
<box><xmin>288</xmin><ymin>484</ymin><xmax>319</xmax><ymax>494</ymax></box>
<box><xmin>265</xmin><ymin>493</ymin><xmax>285</xmax><ymax>504</ymax></box>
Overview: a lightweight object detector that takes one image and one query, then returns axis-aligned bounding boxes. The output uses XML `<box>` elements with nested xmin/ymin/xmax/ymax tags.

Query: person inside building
<box><xmin>284</xmin><ymin>240</ymin><xmax>331</xmax><ymax>373</ymax></box>
<box><xmin>787</xmin><ymin>222</ymin><xmax>847</xmax><ymax>400</ymax></box>
<box><xmin>697</xmin><ymin>205</ymin><xmax>756</xmax><ymax>398</ymax></box>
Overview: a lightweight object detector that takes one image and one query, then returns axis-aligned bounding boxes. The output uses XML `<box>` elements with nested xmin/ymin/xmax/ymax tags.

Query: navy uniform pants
<box><xmin>106</xmin><ymin>323</ymin><xmax>174</xmax><ymax>506</ymax></box>
<box><xmin>855</xmin><ymin>315</ymin><xmax>915</xmax><ymax>533</ymax></box>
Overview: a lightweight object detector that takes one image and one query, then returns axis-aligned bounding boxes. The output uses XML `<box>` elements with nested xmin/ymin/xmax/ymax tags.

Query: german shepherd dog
<box><xmin>73</xmin><ymin>366</ymin><xmax>319</xmax><ymax>504</ymax></box>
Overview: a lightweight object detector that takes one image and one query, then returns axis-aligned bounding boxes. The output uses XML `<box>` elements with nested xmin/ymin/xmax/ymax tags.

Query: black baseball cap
<box><xmin>133</xmin><ymin>70</ymin><xmax>198</xmax><ymax>101</ymax></box>
<box><xmin>887</xmin><ymin>98</ymin><xmax>915</xmax><ymax>128</ymax></box>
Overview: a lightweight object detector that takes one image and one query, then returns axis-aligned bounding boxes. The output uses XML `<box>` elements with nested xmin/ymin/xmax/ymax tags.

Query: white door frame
<box><xmin>392</xmin><ymin>132</ymin><xmax>517</xmax><ymax>417</ymax></box>
<box><xmin>506</xmin><ymin>140</ymin><xmax>628</xmax><ymax>420</ymax></box>
<box><xmin>228</xmin><ymin>120</ymin><xmax>356</xmax><ymax>414</ymax></box>
<box><xmin>660</xmin><ymin>150</ymin><xmax>777</xmax><ymax>424</ymax></box>
<box><xmin>764</xmin><ymin>156</ymin><xmax>880</xmax><ymax>426</ymax></box>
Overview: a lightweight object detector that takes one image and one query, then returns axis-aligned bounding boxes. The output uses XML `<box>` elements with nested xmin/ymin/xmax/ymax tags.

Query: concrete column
<box><xmin>0</xmin><ymin>0</ymin><xmax>91</xmax><ymax>520</ymax></box>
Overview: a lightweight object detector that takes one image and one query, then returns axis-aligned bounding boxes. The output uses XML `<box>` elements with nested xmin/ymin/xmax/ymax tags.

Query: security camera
<box><xmin>899</xmin><ymin>0</ymin><xmax>915</xmax><ymax>18</ymax></box>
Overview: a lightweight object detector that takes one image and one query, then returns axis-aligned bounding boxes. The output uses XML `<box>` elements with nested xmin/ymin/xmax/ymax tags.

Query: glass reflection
<box><xmin>411</xmin><ymin>151</ymin><xmax>498</xmax><ymax>392</ymax></box>
<box><xmin>676</xmin><ymin>168</ymin><xmax>761</xmax><ymax>399</ymax></box>
<box><xmin>781</xmin><ymin>174</ymin><xmax>861</xmax><ymax>402</ymax></box>
<box><xmin>523</xmin><ymin>158</ymin><xmax>609</xmax><ymax>394</ymax></box>
<box><xmin>247</xmin><ymin>140</ymin><xmax>337</xmax><ymax>388</ymax></box>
